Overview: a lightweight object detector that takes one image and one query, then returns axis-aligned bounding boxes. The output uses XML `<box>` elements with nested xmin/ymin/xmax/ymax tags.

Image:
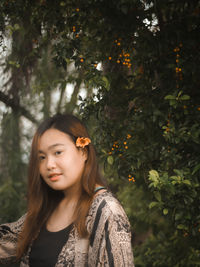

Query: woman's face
<box><xmin>38</xmin><ymin>128</ymin><xmax>87</xmax><ymax>194</ymax></box>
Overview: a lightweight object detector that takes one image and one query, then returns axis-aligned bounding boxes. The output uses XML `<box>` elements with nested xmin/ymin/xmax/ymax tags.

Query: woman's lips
<box><xmin>49</xmin><ymin>173</ymin><xmax>62</xmax><ymax>181</ymax></box>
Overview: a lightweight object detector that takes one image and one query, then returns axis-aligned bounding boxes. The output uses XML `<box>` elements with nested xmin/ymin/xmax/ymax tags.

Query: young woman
<box><xmin>0</xmin><ymin>114</ymin><xmax>134</xmax><ymax>266</ymax></box>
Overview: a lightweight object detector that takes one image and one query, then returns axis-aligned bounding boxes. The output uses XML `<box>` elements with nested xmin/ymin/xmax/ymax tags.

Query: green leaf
<box><xmin>180</xmin><ymin>95</ymin><xmax>190</xmax><ymax>100</ymax></box>
<box><xmin>149</xmin><ymin>170</ymin><xmax>159</xmax><ymax>182</ymax></box>
<box><xmin>149</xmin><ymin>201</ymin><xmax>159</xmax><ymax>209</ymax></box>
<box><xmin>173</xmin><ymin>169</ymin><xmax>183</xmax><ymax>176</ymax></box>
<box><xmin>107</xmin><ymin>155</ymin><xmax>114</xmax><ymax>165</ymax></box>
<box><xmin>182</xmin><ymin>180</ymin><xmax>191</xmax><ymax>186</ymax></box>
<box><xmin>177</xmin><ymin>224</ymin><xmax>188</xmax><ymax>230</ymax></box>
<box><xmin>163</xmin><ymin>208</ymin><xmax>168</xmax><ymax>215</ymax></box>
<box><xmin>171</xmin><ymin>175</ymin><xmax>178</xmax><ymax>180</ymax></box>
<box><xmin>169</xmin><ymin>100</ymin><xmax>177</xmax><ymax>106</ymax></box>
<box><xmin>14</xmin><ymin>24</ymin><xmax>20</xmax><ymax>30</ymax></box>
<box><xmin>101</xmin><ymin>149</ymin><xmax>107</xmax><ymax>155</ymax></box>
<box><xmin>177</xmin><ymin>90</ymin><xmax>183</xmax><ymax>98</ymax></box>
<box><xmin>164</xmin><ymin>95</ymin><xmax>175</xmax><ymax>100</ymax></box>
<box><xmin>192</xmin><ymin>163</ymin><xmax>200</xmax><ymax>175</ymax></box>
<box><xmin>154</xmin><ymin>191</ymin><xmax>162</xmax><ymax>202</ymax></box>
<box><xmin>102</xmin><ymin>76</ymin><xmax>110</xmax><ymax>91</ymax></box>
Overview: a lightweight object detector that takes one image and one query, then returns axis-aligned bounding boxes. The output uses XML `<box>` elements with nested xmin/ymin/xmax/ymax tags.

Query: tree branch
<box><xmin>0</xmin><ymin>91</ymin><xmax>38</xmax><ymax>124</ymax></box>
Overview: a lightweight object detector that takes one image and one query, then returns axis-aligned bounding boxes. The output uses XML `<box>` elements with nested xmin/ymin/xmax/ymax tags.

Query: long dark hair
<box><xmin>16</xmin><ymin>114</ymin><xmax>105</xmax><ymax>259</ymax></box>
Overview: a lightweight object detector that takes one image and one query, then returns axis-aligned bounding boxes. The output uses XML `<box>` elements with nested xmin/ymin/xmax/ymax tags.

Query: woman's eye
<box><xmin>39</xmin><ymin>155</ymin><xmax>45</xmax><ymax>161</ymax></box>
<box><xmin>55</xmin><ymin>151</ymin><xmax>62</xmax><ymax>155</ymax></box>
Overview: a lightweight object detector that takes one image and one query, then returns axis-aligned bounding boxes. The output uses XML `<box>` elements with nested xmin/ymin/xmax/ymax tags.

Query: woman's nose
<box><xmin>46</xmin><ymin>156</ymin><xmax>56</xmax><ymax>170</ymax></box>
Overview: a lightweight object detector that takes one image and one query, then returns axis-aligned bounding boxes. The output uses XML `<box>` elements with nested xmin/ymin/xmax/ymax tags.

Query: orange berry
<box><xmin>108</xmin><ymin>56</ymin><xmax>112</xmax><ymax>60</ymax></box>
<box><xmin>129</xmin><ymin>177</ymin><xmax>135</xmax><ymax>182</ymax></box>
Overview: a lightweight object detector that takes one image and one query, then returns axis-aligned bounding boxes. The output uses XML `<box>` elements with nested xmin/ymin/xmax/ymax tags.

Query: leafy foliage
<box><xmin>0</xmin><ymin>0</ymin><xmax>200</xmax><ymax>266</ymax></box>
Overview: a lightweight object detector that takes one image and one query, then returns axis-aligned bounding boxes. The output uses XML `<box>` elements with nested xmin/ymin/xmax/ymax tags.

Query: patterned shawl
<box><xmin>0</xmin><ymin>191</ymin><xmax>134</xmax><ymax>266</ymax></box>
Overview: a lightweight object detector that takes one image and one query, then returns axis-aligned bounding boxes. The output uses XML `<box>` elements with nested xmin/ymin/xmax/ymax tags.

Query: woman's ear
<box><xmin>81</xmin><ymin>147</ymin><xmax>88</xmax><ymax>162</ymax></box>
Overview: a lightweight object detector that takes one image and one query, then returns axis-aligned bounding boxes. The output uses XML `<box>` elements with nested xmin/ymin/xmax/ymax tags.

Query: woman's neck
<box><xmin>47</xmin><ymin>194</ymin><xmax>79</xmax><ymax>232</ymax></box>
<box><xmin>62</xmin><ymin>182</ymin><xmax>82</xmax><ymax>204</ymax></box>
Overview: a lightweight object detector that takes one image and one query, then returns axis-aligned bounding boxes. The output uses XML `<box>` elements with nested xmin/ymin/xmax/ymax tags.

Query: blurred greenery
<box><xmin>0</xmin><ymin>0</ymin><xmax>200</xmax><ymax>266</ymax></box>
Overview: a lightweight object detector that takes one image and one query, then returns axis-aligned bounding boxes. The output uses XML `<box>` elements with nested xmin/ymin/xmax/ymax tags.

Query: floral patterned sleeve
<box><xmin>0</xmin><ymin>214</ymin><xmax>26</xmax><ymax>265</ymax></box>
<box><xmin>102</xmin><ymin>211</ymin><xmax>134</xmax><ymax>266</ymax></box>
<box><xmin>87</xmin><ymin>193</ymin><xmax>135</xmax><ymax>266</ymax></box>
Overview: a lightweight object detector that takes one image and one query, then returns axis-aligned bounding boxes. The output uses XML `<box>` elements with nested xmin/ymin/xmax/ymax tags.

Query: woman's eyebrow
<box><xmin>38</xmin><ymin>143</ymin><xmax>65</xmax><ymax>153</ymax></box>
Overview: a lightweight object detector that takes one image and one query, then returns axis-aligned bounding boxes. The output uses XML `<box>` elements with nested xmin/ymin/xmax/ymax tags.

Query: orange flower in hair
<box><xmin>76</xmin><ymin>137</ymin><xmax>91</xmax><ymax>148</ymax></box>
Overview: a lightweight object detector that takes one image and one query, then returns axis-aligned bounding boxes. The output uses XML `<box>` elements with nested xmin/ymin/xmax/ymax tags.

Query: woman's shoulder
<box><xmin>0</xmin><ymin>214</ymin><xmax>26</xmax><ymax>234</ymax></box>
<box><xmin>86</xmin><ymin>190</ymin><xmax>131</xmax><ymax>240</ymax></box>
<box><xmin>88</xmin><ymin>191</ymin><xmax>129</xmax><ymax>224</ymax></box>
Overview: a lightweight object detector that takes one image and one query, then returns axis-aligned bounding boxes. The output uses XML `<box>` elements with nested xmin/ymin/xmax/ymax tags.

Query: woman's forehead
<box><xmin>38</xmin><ymin>129</ymin><xmax>73</xmax><ymax>150</ymax></box>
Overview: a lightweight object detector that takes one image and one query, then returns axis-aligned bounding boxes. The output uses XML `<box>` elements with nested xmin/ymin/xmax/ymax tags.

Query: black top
<box><xmin>29</xmin><ymin>223</ymin><xmax>73</xmax><ymax>267</ymax></box>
